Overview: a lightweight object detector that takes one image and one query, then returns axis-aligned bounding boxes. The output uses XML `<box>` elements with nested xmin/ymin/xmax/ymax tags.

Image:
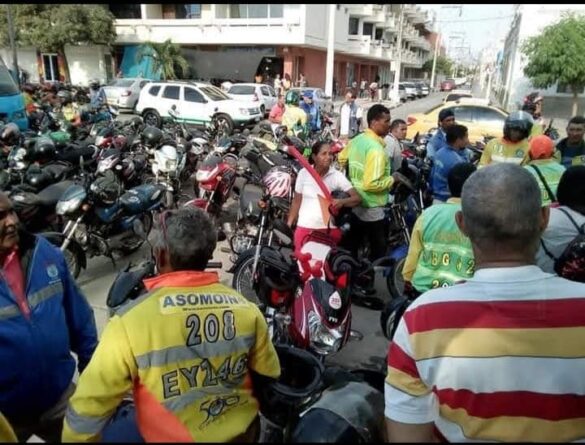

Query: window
<box><xmin>450</xmin><ymin>106</ymin><xmax>474</xmax><ymax>123</ymax></box>
<box><xmin>148</xmin><ymin>85</ymin><xmax>161</xmax><ymax>96</ymax></box>
<box><xmin>363</xmin><ymin>23</ymin><xmax>374</xmax><ymax>36</ymax></box>
<box><xmin>184</xmin><ymin>87</ymin><xmax>206</xmax><ymax>103</ymax></box>
<box><xmin>200</xmin><ymin>86</ymin><xmax>230</xmax><ymax>101</ymax></box>
<box><xmin>270</xmin><ymin>4</ymin><xmax>283</xmax><ymax>18</ymax></box>
<box><xmin>221</xmin><ymin>4</ymin><xmax>282</xmax><ymax>18</ymax></box>
<box><xmin>268</xmin><ymin>86</ymin><xmax>276</xmax><ymax>96</ymax></box>
<box><xmin>349</xmin><ymin>17</ymin><xmax>359</xmax><ymax>35</ymax></box>
<box><xmin>375</xmin><ymin>28</ymin><xmax>384</xmax><ymax>40</ymax></box>
<box><xmin>109</xmin><ymin>4</ymin><xmax>141</xmax><ymax>19</ymax></box>
<box><xmin>180</xmin><ymin>4</ymin><xmax>202</xmax><ymax>18</ymax></box>
<box><xmin>42</xmin><ymin>54</ymin><xmax>59</xmax><ymax>82</ymax></box>
<box><xmin>162</xmin><ymin>86</ymin><xmax>181</xmax><ymax>100</ymax></box>
<box><xmin>261</xmin><ymin>86</ymin><xmax>270</xmax><ymax>97</ymax></box>
<box><xmin>228</xmin><ymin>85</ymin><xmax>256</xmax><ymax>95</ymax></box>
<box><xmin>139</xmin><ymin>80</ymin><xmax>150</xmax><ymax>89</ymax></box>
<box><xmin>248</xmin><ymin>4</ymin><xmax>268</xmax><ymax>18</ymax></box>
<box><xmin>474</xmin><ymin>107</ymin><xmax>506</xmax><ymax>125</ymax></box>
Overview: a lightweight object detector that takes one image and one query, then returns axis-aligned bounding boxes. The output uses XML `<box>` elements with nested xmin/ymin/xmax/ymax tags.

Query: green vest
<box><xmin>346</xmin><ymin>131</ymin><xmax>390</xmax><ymax>208</ymax></box>
<box><xmin>525</xmin><ymin>160</ymin><xmax>566</xmax><ymax>206</ymax></box>
<box><xmin>412</xmin><ymin>202</ymin><xmax>475</xmax><ymax>292</ymax></box>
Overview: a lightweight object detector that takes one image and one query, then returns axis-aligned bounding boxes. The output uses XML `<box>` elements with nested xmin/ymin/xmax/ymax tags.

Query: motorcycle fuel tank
<box><xmin>119</xmin><ymin>184</ymin><xmax>164</xmax><ymax>215</ymax></box>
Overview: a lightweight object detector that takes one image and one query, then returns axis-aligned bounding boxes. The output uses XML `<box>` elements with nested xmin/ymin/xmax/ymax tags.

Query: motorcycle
<box><xmin>45</xmin><ymin>163</ymin><xmax>166</xmax><ymax>279</ymax></box>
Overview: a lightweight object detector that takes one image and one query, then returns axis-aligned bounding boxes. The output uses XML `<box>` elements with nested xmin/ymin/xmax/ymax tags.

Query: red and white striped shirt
<box><xmin>385</xmin><ymin>266</ymin><xmax>585</xmax><ymax>442</ymax></box>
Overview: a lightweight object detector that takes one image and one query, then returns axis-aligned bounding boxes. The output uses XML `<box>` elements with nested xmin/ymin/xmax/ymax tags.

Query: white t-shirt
<box><xmin>295</xmin><ymin>167</ymin><xmax>353</xmax><ymax>229</ymax></box>
<box><xmin>339</xmin><ymin>102</ymin><xmax>363</xmax><ymax>137</ymax></box>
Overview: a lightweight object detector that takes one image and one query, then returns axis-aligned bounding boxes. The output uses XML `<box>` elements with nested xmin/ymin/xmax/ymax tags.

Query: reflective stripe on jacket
<box><xmin>63</xmin><ymin>271</ymin><xmax>280</xmax><ymax>443</ymax></box>
<box><xmin>0</xmin><ymin>233</ymin><xmax>97</xmax><ymax>422</ymax></box>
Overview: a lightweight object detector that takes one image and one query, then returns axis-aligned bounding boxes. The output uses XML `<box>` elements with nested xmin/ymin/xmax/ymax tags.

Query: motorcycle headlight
<box><xmin>308</xmin><ymin>310</ymin><xmax>343</xmax><ymax>355</ymax></box>
<box><xmin>239</xmin><ymin>108</ymin><xmax>250</xmax><ymax>116</ymax></box>
<box><xmin>165</xmin><ymin>159</ymin><xmax>177</xmax><ymax>171</ymax></box>
<box><xmin>56</xmin><ymin>197</ymin><xmax>82</xmax><ymax>215</ymax></box>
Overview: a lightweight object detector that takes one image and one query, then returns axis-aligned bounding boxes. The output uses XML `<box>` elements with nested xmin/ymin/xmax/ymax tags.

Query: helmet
<box><xmin>329</xmin><ymin>190</ymin><xmax>353</xmax><ymax>230</ymax></box>
<box><xmin>302</xmin><ymin>90</ymin><xmax>313</xmax><ymax>99</ymax></box>
<box><xmin>90</xmin><ymin>171</ymin><xmax>122</xmax><ymax>206</ymax></box>
<box><xmin>253</xmin><ymin>245</ymin><xmax>299</xmax><ymax>308</ymax></box>
<box><xmin>0</xmin><ymin>123</ymin><xmax>21</xmax><ymax>146</ymax></box>
<box><xmin>263</xmin><ymin>166</ymin><xmax>292</xmax><ymax>198</ymax></box>
<box><xmin>255</xmin><ymin>344</ymin><xmax>324</xmax><ymax>427</ymax></box>
<box><xmin>57</xmin><ymin>90</ymin><xmax>72</xmax><ymax>104</ymax></box>
<box><xmin>24</xmin><ymin>165</ymin><xmax>52</xmax><ymax>190</ymax></box>
<box><xmin>89</xmin><ymin>79</ymin><xmax>100</xmax><ymax>90</ymax></box>
<box><xmin>141</xmin><ymin>126</ymin><xmax>163</xmax><ymax>149</ymax></box>
<box><xmin>285</xmin><ymin>90</ymin><xmax>300</xmax><ymax>106</ymax></box>
<box><xmin>529</xmin><ymin>135</ymin><xmax>555</xmax><ymax>160</ymax></box>
<box><xmin>30</xmin><ymin>137</ymin><xmax>56</xmax><ymax>162</ymax></box>
<box><xmin>504</xmin><ymin>111</ymin><xmax>534</xmax><ymax>141</ymax></box>
<box><xmin>129</xmin><ymin>116</ymin><xmax>144</xmax><ymax>131</ymax></box>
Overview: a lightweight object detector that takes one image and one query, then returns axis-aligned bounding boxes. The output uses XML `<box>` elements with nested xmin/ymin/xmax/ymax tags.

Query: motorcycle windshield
<box><xmin>59</xmin><ymin>184</ymin><xmax>86</xmax><ymax>203</ymax></box>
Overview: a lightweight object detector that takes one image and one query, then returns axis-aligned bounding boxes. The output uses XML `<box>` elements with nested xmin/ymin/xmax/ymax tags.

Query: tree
<box><xmin>0</xmin><ymin>5</ymin><xmax>116</xmax><ymax>83</ymax></box>
<box><xmin>136</xmin><ymin>39</ymin><xmax>189</xmax><ymax>80</ymax></box>
<box><xmin>522</xmin><ymin>13</ymin><xmax>585</xmax><ymax>116</ymax></box>
<box><xmin>422</xmin><ymin>56</ymin><xmax>453</xmax><ymax>76</ymax></box>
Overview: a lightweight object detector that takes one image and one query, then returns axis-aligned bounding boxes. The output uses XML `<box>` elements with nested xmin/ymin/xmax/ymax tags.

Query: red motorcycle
<box><xmin>187</xmin><ymin>151</ymin><xmax>238</xmax><ymax>217</ymax></box>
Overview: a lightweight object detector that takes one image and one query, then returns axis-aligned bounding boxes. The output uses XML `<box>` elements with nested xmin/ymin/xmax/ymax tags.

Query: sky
<box><xmin>420</xmin><ymin>4</ymin><xmax>516</xmax><ymax>61</ymax></box>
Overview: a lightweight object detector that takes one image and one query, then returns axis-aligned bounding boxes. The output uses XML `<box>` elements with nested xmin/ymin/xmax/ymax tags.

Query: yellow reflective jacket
<box><xmin>0</xmin><ymin>412</ymin><xmax>16</xmax><ymax>443</ymax></box>
<box><xmin>63</xmin><ymin>271</ymin><xmax>280</xmax><ymax>443</ymax></box>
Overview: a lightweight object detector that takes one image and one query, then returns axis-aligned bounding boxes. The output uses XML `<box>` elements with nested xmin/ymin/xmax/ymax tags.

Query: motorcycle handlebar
<box><xmin>206</xmin><ymin>261</ymin><xmax>222</xmax><ymax>269</ymax></box>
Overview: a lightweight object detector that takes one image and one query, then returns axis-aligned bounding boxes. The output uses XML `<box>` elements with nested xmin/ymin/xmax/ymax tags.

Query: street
<box><xmin>83</xmin><ymin>91</ymin><xmax>448</xmax><ymax>373</ymax></box>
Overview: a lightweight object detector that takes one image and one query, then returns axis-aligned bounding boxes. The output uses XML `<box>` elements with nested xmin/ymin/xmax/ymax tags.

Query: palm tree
<box><xmin>136</xmin><ymin>39</ymin><xmax>189</xmax><ymax>80</ymax></box>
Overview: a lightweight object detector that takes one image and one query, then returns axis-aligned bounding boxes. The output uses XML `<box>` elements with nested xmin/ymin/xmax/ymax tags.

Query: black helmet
<box><xmin>57</xmin><ymin>90</ymin><xmax>72</xmax><ymax>104</ymax></box>
<box><xmin>253</xmin><ymin>246</ymin><xmax>299</xmax><ymax>308</ymax></box>
<box><xmin>25</xmin><ymin>165</ymin><xmax>52</xmax><ymax>191</ymax></box>
<box><xmin>329</xmin><ymin>190</ymin><xmax>352</xmax><ymax>230</ymax></box>
<box><xmin>30</xmin><ymin>137</ymin><xmax>56</xmax><ymax>162</ymax></box>
<box><xmin>504</xmin><ymin>111</ymin><xmax>533</xmax><ymax>141</ymax></box>
<box><xmin>90</xmin><ymin>171</ymin><xmax>122</xmax><ymax>206</ymax></box>
<box><xmin>129</xmin><ymin>116</ymin><xmax>144</xmax><ymax>131</ymax></box>
<box><xmin>89</xmin><ymin>79</ymin><xmax>100</xmax><ymax>90</ymax></box>
<box><xmin>285</xmin><ymin>90</ymin><xmax>300</xmax><ymax>106</ymax></box>
<box><xmin>141</xmin><ymin>126</ymin><xmax>163</xmax><ymax>148</ymax></box>
<box><xmin>0</xmin><ymin>123</ymin><xmax>21</xmax><ymax>146</ymax></box>
<box><xmin>256</xmin><ymin>344</ymin><xmax>324</xmax><ymax>428</ymax></box>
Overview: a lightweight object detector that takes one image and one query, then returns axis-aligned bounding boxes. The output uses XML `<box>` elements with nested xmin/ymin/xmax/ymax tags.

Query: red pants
<box><xmin>294</xmin><ymin>227</ymin><xmax>342</xmax><ymax>253</ymax></box>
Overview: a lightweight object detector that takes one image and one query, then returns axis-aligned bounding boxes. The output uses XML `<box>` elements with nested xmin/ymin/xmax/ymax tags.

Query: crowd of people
<box><xmin>1</xmin><ymin>80</ymin><xmax>585</xmax><ymax>443</ymax></box>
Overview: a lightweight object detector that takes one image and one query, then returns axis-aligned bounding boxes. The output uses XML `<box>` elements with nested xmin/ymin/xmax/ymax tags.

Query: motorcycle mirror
<box><xmin>171</xmin><ymin>104</ymin><xmax>177</xmax><ymax>111</ymax></box>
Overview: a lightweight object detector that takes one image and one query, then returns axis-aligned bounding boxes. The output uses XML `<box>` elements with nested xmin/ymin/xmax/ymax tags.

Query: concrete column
<box><xmin>325</xmin><ymin>4</ymin><xmax>335</xmax><ymax>97</ymax></box>
<box><xmin>140</xmin><ymin>4</ymin><xmax>148</xmax><ymax>19</ymax></box>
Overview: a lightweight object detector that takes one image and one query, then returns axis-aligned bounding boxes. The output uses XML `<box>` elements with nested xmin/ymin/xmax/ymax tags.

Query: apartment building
<box><xmin>0</xmin><ymin>4</ymin><xmax>433</xmax><ymax>89</ymax></box>
<box><xmin>496</xmin><ymin>4</ymin><xmax>585</xmax><ymax>117</ymax></box>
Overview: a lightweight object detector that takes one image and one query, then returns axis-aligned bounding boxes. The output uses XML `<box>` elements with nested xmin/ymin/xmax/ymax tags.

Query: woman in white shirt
<box><xmin>287</xmin><ymin>141</ymin><xmax>361</xmax><ymax>252</ymax></box>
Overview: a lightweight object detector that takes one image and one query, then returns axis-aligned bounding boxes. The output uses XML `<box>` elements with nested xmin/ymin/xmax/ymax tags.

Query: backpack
<box><xmin>541</xmin><ymin>208</ymin><xmax>585</xmax><ymax>282</ymax></box>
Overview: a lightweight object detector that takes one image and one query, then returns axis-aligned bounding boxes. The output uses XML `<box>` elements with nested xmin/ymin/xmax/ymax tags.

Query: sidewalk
<box><xmin>332</xmin><ymin>96</ymin><xmax>402</xmax><ymax>112</ymax></box>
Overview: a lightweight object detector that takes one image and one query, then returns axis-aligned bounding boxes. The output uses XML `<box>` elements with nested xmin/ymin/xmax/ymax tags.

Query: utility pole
<box><xmin>485</xmin><ymin>65</ymin><xmax>492</xmax><ymax>100</ymax></box>
<box><xmin>390</xmin><ymin>4</ymin><xmax>404</xmax><ymax>104</ymax></box>
<box><xmin>429</xmin><ymin>32</ymin><xmax>441</xmax><ymax>91</ymax></box>
<box><xmin>5</xmin><ymin>4</ymin><xmax>19</xmax><ymax>87</ymax></box>
<box><xmin>325</xmin><ymin>4</ymin><xmax>335</xmax><ymax>98</ymax></box>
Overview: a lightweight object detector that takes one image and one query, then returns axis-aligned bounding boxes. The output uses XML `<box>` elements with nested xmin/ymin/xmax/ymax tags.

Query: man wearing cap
<box><xmin>300</xmin><ymin>91</ymin><xmax>321</xmax><ymax>133</ymax></box>
<box><xmin>524</xmin><ymin>135</ymin><xmax>566</xmax><ymax>206</ymax></box>
<box><xmin>426</xmin><ymin>108</ymin><xmax>456</xmax><ymax>161</ymax></box>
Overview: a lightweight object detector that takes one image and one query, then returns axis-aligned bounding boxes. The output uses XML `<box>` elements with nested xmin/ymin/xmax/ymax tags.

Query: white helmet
<box><xmin>263</xmin><ymin>167</ymin><xmax>292</xmax><ymax>198</ymax></box>
<box><xmin>152</xmin><ymin>144</ymin><xmax>178</xmax><ymax>175</ymax></box>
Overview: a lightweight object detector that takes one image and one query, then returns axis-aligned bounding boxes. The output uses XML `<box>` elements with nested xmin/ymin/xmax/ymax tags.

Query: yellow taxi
<box><xmin>406</xmin><ymin>98</ymin><xmax>509</xmax><ymax>144</ymax></box>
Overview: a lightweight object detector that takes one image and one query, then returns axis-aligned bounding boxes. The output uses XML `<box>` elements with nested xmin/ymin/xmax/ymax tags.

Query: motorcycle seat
<box><xmin>36</xmin><ymin>180</ymin><xmax>75</xmax><ymax>207</ymax></box>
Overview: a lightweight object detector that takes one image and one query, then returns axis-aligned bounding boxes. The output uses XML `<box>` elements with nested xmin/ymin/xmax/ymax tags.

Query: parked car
<box><xmin>102</xmin><ymin>78</ymin><xmax>151</xmax><ymax>111</ymax></box>
<box><xmin>227</xmin><ymin>83</ymin><xmax>277</xmax><ymax>116</ymax></box>
<box><xmin>288</xmin><ymin>87</ymin><xmax>334</xmax><ymax>112</ymax></box>
<box><xmin>415</xmin><ymin>81</ymin><xmax>430</xmax><ymax>97</ymax></box>
<box><xmin>398</xmin><ymin>84</ymin><xmax>408</xmax><ymax>102</ymax></box>
<box><xmin>135</xmin><ymin>81</ymin><xmax>263</xmax><ymax>134</ymax></box>
<box><xmin>440</xmin><ymin>78</ymin><xmax>456</xmax><ymax>92</ymax></box>
<box><xmin>400</xmin><ymin>82</ymin><xmax>417</xmax><ymax>101</ymax></box>
<box><xmin>443</xmin><ymin>89</ymin><xmax>473</xmax><ymax>103</ymax></box>
<box><xmin>406</xmin><ymin>98</ymin><xmax>509</xmax><ymax>144</ymax></box>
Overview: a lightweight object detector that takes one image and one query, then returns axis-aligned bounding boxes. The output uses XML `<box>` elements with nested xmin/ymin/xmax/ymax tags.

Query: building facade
<box><xmin>0</xmin><ymin>4</ymin><xmax>434</xmax><ymax>90</ymax></box>
<box><xmin>496</xmin><ymin>4</ymin><xmax>585</xmax><ymax>117</ymax></box>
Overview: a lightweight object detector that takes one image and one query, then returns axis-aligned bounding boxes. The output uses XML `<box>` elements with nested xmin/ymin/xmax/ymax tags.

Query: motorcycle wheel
<box><xmin>231</xmin><ymin>255</ymin><xmax>263</xmax><ymax>308</ymax></box>
<box><xmin>379</xmin><ymin>296</ymin><xmax>410</xmax><ymax>340</ymax></box>
<box><xmin>385</xmin><ymin>256</ymin><xmax>406</xmax><ymax>300</ymax></box>
<box><xmin>60</xmin><ymin>242</ymin><xmax>81</xmax><ymax>280</ymax></box>
<box><xmin>119</xmin><ymin>213</ymin><xmax>153</xmax><ymax>255</ymax></box>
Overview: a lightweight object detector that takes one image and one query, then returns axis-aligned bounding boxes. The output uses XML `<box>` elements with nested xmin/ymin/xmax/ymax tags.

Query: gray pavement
<box><xmin>83</xmin><ymin>90</ymin><xmax>449</xmax><ymax>373</ymax></box>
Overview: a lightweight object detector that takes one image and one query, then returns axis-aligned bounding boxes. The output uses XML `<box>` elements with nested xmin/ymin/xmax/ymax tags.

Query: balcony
<box><xmin>402</xmin><ymin>4</ymin><xmax>418</xmax><ymax>16</ymax></box>
<box><xmin>411</xmin><ymin>36</ymin><xmax>431</xmax><ymax>51</ymax></box>
<box><xmin>345</xmin><ymin>35</ymin><xmax>372</xmax><ymax>56</ymax></box>
<box><xmin>409</xmin><ymin>7</ymin><xmax>428</xmax><ymax>25</ymax></box>
<box><xmin>346</xmin><ymin>4</ymin><xmax>373</xmax><ymax>17</ymax></box>
<box><xmin>370</xmin><ymin>39</ymin><xmax>384</xmax><ymax>58</ymax></box>
<box><xmin>115</xmin><ymin>17</ymin><xmax>303</xmax><ymax>45</ymax></box>
<box><xmin>367</xmin><ymin>10</ymin><xmax>386</xmax><ymax>24</ymax></box>
<box><xmin>381</xmin><ymin>13</ymin><xmax>397</xmax><ymax>31</ymax></box>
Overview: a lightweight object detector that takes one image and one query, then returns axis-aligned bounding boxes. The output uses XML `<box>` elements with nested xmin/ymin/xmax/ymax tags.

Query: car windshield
<box><xmin>0</xmin><ymin>62</ymin><xmax>19</xmax><ymax>96</ymax></box>
<box><xmin>200</xmin><ymin>86</ymin><xmax>230</xmax><ymax>101</ymax></box>
<box><xmin>108</xmin><ymin>79</ymin><xmax>135</xmax><ymax>88</ymax></box>
<box><xmin>228</xmin><ymin>85</ymin><xmax>256</xmax><ymax>95</ymax></box>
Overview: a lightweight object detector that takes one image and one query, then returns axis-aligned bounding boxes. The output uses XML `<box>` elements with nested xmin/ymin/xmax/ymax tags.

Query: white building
<box><xmin>1</xmin><ymin>4</ymin><xmax>433</xmax><ymax>90</ymax></box>
<box><xmin>498</xmin><ymin>4</ymin><xmax>585</xmax><ymax>117</ymax></box>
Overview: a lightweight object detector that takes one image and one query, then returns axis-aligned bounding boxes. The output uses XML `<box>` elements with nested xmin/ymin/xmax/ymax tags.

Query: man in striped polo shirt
<box><xmin>385</xmin><ymin>163</ymin><xmax>585</xmax><ymax>442</ymax></box>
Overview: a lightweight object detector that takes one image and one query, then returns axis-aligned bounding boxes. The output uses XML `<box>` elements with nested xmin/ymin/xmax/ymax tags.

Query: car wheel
<box><xmin>214</xmin><ymin>113</ymin><xmax>234</xmax><ymax>136</ymax></box>
<box><xmin>142</xmin><ymin>110</ymin><xmax>161</xmax><ymax>128</ymax></box>
<box><xmin>260</xmin><ymin>105</ymin><xmax>266</xmax><ymax>116</ymax></box>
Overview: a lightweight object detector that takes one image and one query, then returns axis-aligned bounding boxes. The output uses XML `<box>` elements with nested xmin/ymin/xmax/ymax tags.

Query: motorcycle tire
<box><xmin>58</xmin><ymin>241</ymin><xmax>82</xmax><ymax>280</ymax></box>
<box><xmin>380</xmin><ymin>296</ymin><xmax>410</xmax><ymax>341</ymax></box>
<box><xmin>385</xmin><ymin>256</ymin><xmax>406</xmax><ymax>300</ymax></box>
<box><xmin>231</xmin><ymin>254</ymin><xmax>263</xmax><ymax>308</ymax></box>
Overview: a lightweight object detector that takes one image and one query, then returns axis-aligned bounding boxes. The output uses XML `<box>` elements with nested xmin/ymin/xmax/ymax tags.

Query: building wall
<box><xmin>0</xmin><ymin>47</ymin><xmax>39</xmax><ymax>83</ymax></box>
